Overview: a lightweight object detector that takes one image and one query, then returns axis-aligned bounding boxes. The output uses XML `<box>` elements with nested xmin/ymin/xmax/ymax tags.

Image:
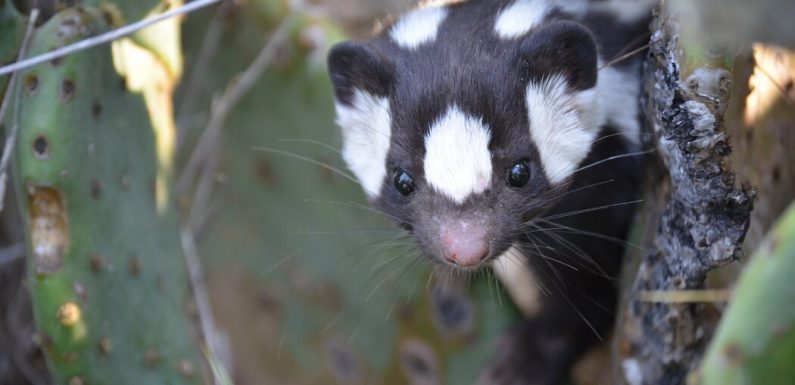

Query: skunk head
<box><xmin>327</xmin><ymin>3</ymin><xmax>604</xmax><ymax>269</ymax></box>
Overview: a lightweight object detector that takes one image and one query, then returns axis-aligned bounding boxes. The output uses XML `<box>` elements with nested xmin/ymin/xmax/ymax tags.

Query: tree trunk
<box><xmin>616</xmin><ymin>4</ymin><xmax>756</xmax><ymax>384</ymax></box>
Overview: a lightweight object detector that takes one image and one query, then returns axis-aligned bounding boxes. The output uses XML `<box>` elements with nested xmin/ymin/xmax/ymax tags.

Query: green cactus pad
<box><xmin>698</xmin><ymin>201</ymin><xmax>795</xmax><ymax>385</ymax></box>
<box><xmin>7</xmin><ymin>7</ymin><xmax>203</xmax><ymax>385</ymax></box>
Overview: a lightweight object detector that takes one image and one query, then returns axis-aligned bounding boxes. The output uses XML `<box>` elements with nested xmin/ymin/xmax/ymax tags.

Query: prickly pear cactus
<box><xmin>697</xmin><ymin>201</ymin><xmax>795</xmax><ymax>385</ymax></box>
<box><xmin>5</xmin><ymin>5</ymin><xmax>203</xmax><ymax>385</ymax></box>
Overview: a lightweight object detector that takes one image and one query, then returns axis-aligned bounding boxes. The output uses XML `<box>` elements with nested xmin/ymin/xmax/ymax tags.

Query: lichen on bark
<box><xmin>617</xmin><ymin>4</ymin><xmax>754</xmax><ymax>384</ymax></box>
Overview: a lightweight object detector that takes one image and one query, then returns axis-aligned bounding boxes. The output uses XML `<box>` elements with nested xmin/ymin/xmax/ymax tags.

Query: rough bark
<box><xmin>617</xmin><ymin>5</ymin><xmax>754</xmax><ymax>385</ymax></box>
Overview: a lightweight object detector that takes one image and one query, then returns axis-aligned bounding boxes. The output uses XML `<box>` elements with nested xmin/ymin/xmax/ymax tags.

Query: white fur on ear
<box><xmin>495</xmin><ymin>0</ymin><xmax>551</xmax><ymax>39</ymax></box>
<box><xmin>526</xmin><ymin>74</ymin><xmax>602</xmax><ymax>184</ymax></box>
<box><xmin>335</xmin><ymin>90</ymin><xmax>392</xmax><ymax>197</ymax></box>
<box><xmin>424</xmin><ymin>106</ymin><xmax>493</xmax><ymax>204</ymax></box>
<box><xmin>390</xmin><ymin>6</ymin><xmax>449</xmax><ymax>49</ymax></box>
<box><xmin>597</xmin><ymin>65</ymin><xmax>641</xmax><ymax>146</ymax></box>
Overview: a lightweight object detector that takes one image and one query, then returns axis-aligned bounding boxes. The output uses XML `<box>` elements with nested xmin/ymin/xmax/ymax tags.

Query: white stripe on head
<box><xmin>495</xmin><ymin>0</ymin><xmax>551</xmax><ymax>39</ymax></box>
<box><xmin>335</xmin><ymin>90</ymin><xmax>392</xmax><ymax>197</ymax></box>
<box><xmin>423</xmin><ymin>106</ymin><xmax>492</xmax><ymax>204</ymax></box>
<box><xmin>390</xmin><ymin>6</ymin><xmax>449</xmax><ymax>49</ymax></box>
<box><xmin>526</xmin><ymin>74</ymin><xmax>601</xmax><ymax>184</ymax></box>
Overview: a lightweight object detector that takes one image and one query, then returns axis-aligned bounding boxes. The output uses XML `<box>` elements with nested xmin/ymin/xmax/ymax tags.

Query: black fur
<box><xmin>328</xmin><ymin>42</ymin><xmax>395</xmax><ymax>103</ymax></box>
<box><xmin>517</xmin><ymin>20</ymin><xmax>598</xmax><ymax>90</ymax></box>
<box><xmin>327</xmin><ymin>1</ymin><xmax>651</xmax><ymax>384</ymax></box>
<box><xmin>480</xmin><ymin>128</ymin><xmax>642</xmax><ymax>385</ymax></box>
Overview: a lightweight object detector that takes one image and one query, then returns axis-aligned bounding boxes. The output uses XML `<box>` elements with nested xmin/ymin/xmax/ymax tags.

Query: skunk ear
<box><xmin>519</xmin><ymin>22</ymin><xmax>603</xmax><ymax>185</ymax></box>
<box><xmin>517</xmin><ymin>20</ymin><xmax>598</xmax><ymax>91</ymax></box>
<box><xmin>327</xmin><ymin>42</ymin><xmax>394</xmax><ymax>105</ymax></box>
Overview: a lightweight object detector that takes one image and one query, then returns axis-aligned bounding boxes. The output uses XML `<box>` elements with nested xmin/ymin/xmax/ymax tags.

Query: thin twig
<box><xmin>178</xmin><ymin>13</ymin><xmax>297</xmax><ymax>199</ymax></box>
<box><xmin>176</xmin><ymin>7</ymin><xmax>225</xmax><ymax>152</ymax></box>
<box><xmin>755</xmin><ymin>62</ymin><xmax>795</xmax><ymax>109</ymax></box>
<box><xmin>178</xmin><ymin>14</ymin><xmax>298</xmax><ymax>380</ymax></box>
<box><xmin>180</xmin><ymin>229</ymin><xmax>224</xmax><ymax>385</ymax></box>
<box><xmin>598</xmin><ymin>43</ymin><xmax>651</xmax><ymax>70</ymax></box>
<box><xmin>0</xmin><ymin>0</ymin><xmax>223</xmax><ymax>77</ymax></box>
<box><xmin>0</xmin><ymin>9</ymin><xmax>40</xmax><ymax>213</ymax></box>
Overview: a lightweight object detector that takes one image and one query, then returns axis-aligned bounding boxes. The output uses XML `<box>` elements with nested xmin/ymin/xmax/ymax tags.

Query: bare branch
<box><xmin>177</xmin><ymin>13</ymin><xmax>297</xmax><ymax>199</ymax></box>
<box><xmin>176</xmin><ymin>14</ymin><xmax>299</xmax><ymax>382</ymax></box>
<box><xmin>180</xmin><ymin>229</ymin><xmax>227</xmax><ymax>385</ymax></box>
<box><xmin>176</xmin><ymin>7</ymin><xmax>225</xmax><ymax>151</ymax></box>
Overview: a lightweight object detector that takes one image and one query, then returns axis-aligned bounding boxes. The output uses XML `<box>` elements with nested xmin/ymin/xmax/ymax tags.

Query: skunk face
<box><xmin>381</xmin><ymin>99</ymin><xmax>554</xmax><ymax>268</ymax></box>
<box><xmin>327</xmin><ymin>0</ymin><xmax>640</xmax><ymax>269</ymax></box>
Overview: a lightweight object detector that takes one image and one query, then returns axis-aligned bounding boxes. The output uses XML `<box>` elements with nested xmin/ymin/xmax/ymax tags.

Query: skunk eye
<box><xmin>394</xmin><ymin>168</ymin><xmax>415</xmax><ymax>196</ymax></box>
<box><xmin>507</xmin><ymin>160</ymin><xmax>530</xmax><ymax>187</ymax></box>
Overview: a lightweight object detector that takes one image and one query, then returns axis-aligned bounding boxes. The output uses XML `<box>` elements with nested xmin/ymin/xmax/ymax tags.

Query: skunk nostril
<box><xmin>440</xmin><ymin>223</ymin><xmax>489</xmax><ymax>267</ymax></box>
<box><xmin>443</xmin><ymin>242</ymin><xmax>488</xmax><ymax>267</ymax></box>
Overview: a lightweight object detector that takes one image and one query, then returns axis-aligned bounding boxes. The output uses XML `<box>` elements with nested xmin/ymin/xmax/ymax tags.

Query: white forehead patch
<box><xmin>423</xmin><ymin>106</ymin><xmax>492</xmax><ymax>204</ymax></box>
<box><xmin>526</xmin><ymin>74</ymin><xmax>601</xmax><ymax>184</ymax></box>
<box><xmin>495</xmin><ymin>0</ymin><xmax>551</xmax><ymax>39</ymax></box>
<box><xmin>335</xmin><ymin>90</ymin><xmax>392</xmax><ymax>197</ymax></box>
<box><xmin>390</xmin><ymin>6</ymin><xmax>449</xmax><ymax>49</ymax></box>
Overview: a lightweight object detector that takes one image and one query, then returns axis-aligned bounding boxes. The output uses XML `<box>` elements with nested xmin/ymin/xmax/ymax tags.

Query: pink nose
<box><xmin>440</xmin><ymin>222</ymin><xmax>489</xmax><ymax>267</ymax></box>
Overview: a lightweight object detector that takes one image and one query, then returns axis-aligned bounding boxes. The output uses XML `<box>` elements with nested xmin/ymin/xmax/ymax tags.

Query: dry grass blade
<box><xmin>638</xmin><ymin>289</ymin><xmax>733</xmax><ymax>303</ymax></box>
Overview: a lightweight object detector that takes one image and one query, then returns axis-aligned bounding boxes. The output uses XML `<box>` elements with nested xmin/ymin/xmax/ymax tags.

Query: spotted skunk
<box><xmin>327</xmin><ymin>0</ymin><xmax>652</xmax><ymax>383</ymax></box>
